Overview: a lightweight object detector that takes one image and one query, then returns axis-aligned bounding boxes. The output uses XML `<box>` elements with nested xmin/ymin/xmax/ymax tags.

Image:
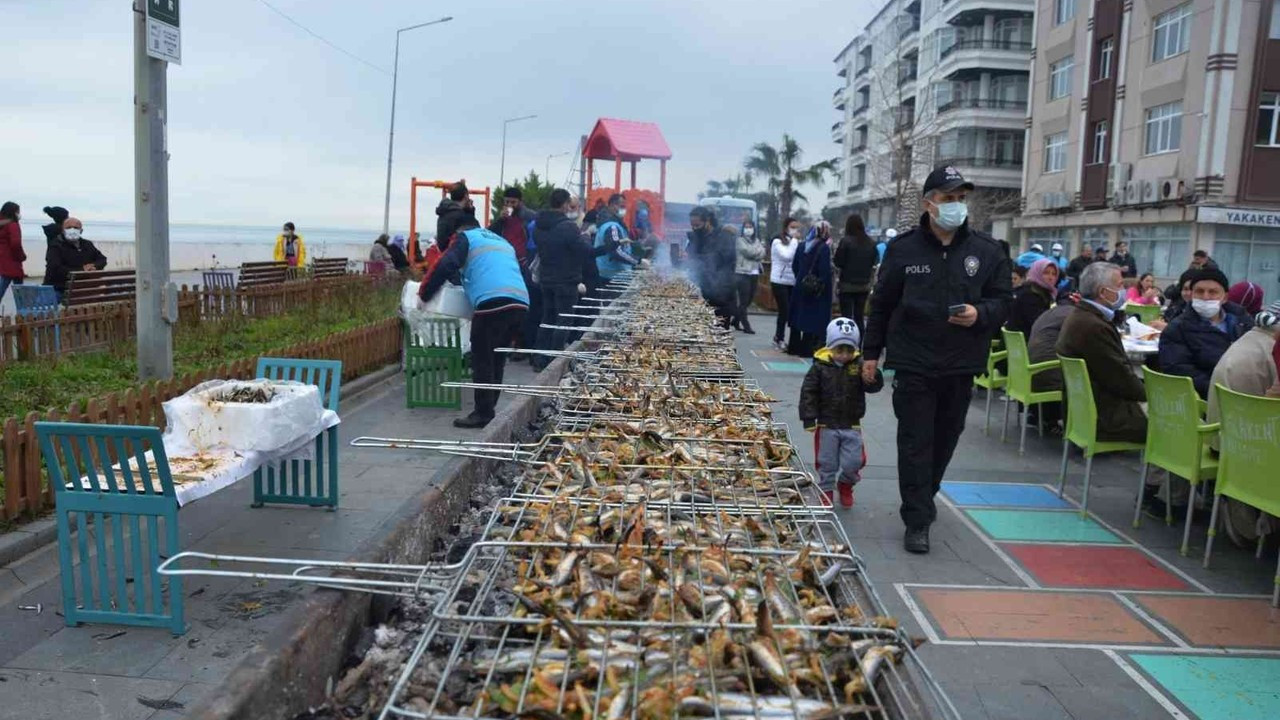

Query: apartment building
<box><xmin>829</xmin><ymin>0</ymin><xmax>1034</xmax><ymax>233</ymax></box>
<box><xmin>1018</xmin><ymin>0</ymin><xmax>1280</xmax><ymax>299</ymax></box>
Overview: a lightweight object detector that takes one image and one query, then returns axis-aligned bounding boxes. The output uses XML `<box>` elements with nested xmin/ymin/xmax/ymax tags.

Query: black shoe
<box><xmin>741</xmin><ymin>321</ymin><xmax>756</xmax><ymax>335</ymax></box>
<box><xmin>904</xmin><ymin>527</ymin><xmax>930</xmax><ymax>554</ymax></box>
<box><xmin>453</xmin><ymin>412</ymin><xmax>493</xmax><ymax>429</ymax></box>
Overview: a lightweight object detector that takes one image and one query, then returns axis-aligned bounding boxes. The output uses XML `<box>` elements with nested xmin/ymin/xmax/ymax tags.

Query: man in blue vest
<box><xmin>594</xmin><ymin>193</ymin><xmax>641</xmax><ymax>281</ymax></box>
<box><xmin>419</xmin><ymin>214</ymin><xmax>530</xmax><ymax>428</ymax></box>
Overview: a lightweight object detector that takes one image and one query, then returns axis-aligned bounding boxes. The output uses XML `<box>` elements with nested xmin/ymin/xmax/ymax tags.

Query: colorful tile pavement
<box><xmin>1129</xmin><ymin>654</ymin><xmax>1280</xmax><ymax>720</ymax></box>
<box><xmin>938</xmin><ymin>481</ymin><xmax>1073</xmax><ymax>509</ymax></box>
<box><xmin>1004</xmin><ymin>544</ymin><xmax>1192</xmax><ymax>591</ymax></box>
<box><xmin>913</xmin><ymin>587</ymin><xmax>1168</xmax><ymax>645</ymax></box>
<box><xmin>760</xmin><ymin>360</ymin><xmax>811</xmax><ymax>374</ymax></box>
<box><xmin>962</xmin><ymin>507</ymin><xmax>1125</xmax><ymax>544</ymax></box>
<box><xmin>1134</xmin><ymin>595</ymin><xmax>1280</xmax><ymax>650</ymax></box>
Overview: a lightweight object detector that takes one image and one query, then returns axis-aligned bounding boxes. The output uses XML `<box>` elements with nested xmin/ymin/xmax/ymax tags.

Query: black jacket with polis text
<box><xmin>863</xmin><ymin>213</ymin><xmax>1013</xmax><ymax>376</ymax></box>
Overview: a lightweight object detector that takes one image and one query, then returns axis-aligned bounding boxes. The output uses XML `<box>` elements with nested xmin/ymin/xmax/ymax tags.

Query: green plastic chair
<box><xmin>974</xmin><ymin>339</ymin><xmax>1008</xmax><ymax>436</ymax></box>
<box><xmin>1123</xmin><ymin>302</ymin><xmax>1162</xmax><ymax>324</ymax></box>
<box><xmin>1135</xmin><ymin>368</ymin><xmax>1219</xmax><ymax>555</ymax></box>
<box><xmin>1203</xmin><ymin>385</ymin><xmax>1280</xmax><ymax>606</ymax></box>
<box><xmin>1000</xmin><ymin>329</ymin><xmax>1062</xmax><ymax>455</ymax></box>
<box><xmin>1056</xmin><ymin>356</ymin><xmax>1146</xmax><ymax>516</ymax></box>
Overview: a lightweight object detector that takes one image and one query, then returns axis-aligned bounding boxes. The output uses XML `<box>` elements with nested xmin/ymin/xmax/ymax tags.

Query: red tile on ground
<box><xmin>1135</xmin><ymin>595</ymin><xmax>1280</xmax><ymax>649</ymax></box>
<box><xmin>1004</xmin><ymin>543</ymin><xmax>1191</xmax><ymax>591</ymax></box>
<box><xmin>914</xmin><ymin>587</ymin><xmax>1168</xmax><ymax>645</ymax></box>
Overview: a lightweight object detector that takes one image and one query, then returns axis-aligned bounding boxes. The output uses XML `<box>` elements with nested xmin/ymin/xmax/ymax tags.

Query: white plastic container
<box><xmin>163</xmin><ymin>379</ymin><xmax>325</xmax><ymax>454</ymax></box>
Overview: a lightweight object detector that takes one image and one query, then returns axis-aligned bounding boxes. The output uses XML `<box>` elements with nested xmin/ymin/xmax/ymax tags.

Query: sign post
<box><xmin>135</xmin><ymin>0</ymin><xmax>179</xmax><ymax>381</ymax></box>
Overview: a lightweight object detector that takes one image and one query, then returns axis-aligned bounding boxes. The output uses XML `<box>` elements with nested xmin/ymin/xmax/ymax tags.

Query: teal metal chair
<box><xmin>1134</xmin><ymin>368</ymin><xmax>1219</xmax><ymax>556</ymax></box>
<box><xmin>252</xmin><ymin>358</ymin><xmax>343</xmax><ymax>510</ymax></box>
<box><xmin>974</xmin><ymin>339</ymin><xmax>1008</xmax><ymax>435</ymax></box>
<box><xmin>1203</xmin><ymin>386</ymin><xmax>1280</xmax><ymax>606</ymax></box>
<box><xmin>35</xmin><ymin>422</ymin><xmax>184</xmax><ymax>635</ymax></box>
<box><xmin>1001</xmin><ymin>329</ymin><xmax>1062</xmax><ymax>455</ymax></box>
<box><xmin>1056</xmin><ymin>356</ymin><xmax>1146</xmax><ymax>516</ymax></box>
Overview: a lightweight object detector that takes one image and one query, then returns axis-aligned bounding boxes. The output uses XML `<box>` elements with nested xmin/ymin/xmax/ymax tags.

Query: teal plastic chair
<box><xmin>1123</xmin><ymin>302</ymin><xmax>1162</xmax><ymax>324</ymax></box>
<box><xmin>35</xmin><ymin>421</ymin><xmax>184</xmax><ymax>635</ymax></box>
<box><xmin>1056</xmin><ymin>356</ymin><xmax>1146</xmax><ymax>516</ymax></box>
<box><xmin>252</xmin><ymin>358</ymin><xmax>343</xmax><ymax>510</ymax></box>
<box><xmin>1001</xmin><ymin>329</ymin><xmax>1062</xmax><ymax>455</ymax></box>
<box><xmin>1203</xmin><ymin>385</ymin><xmax>1280</xmax><ymax>606</ymax></box>
<box><xmin>974</xmin><ymin>340</ymin><xmax>1008</xmax><ymax>435</ymax></box>
<box><xmin>1134</xmin><ymin>368</ymin><xmax>1219</xmax><ymax>555</ymax></box>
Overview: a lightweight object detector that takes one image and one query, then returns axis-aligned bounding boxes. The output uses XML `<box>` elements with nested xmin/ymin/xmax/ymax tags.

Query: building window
<box><xmin>1152</xmin><ymin>4</ymin><xmax>1192</xmax><ymax>62</ymax></box>
<box><xmin>1054</xmin><ymin>0</ymin><xmax>1075</xmax><ymax>26</ymax></box>
<box><xmin>1121</xmin><ymin>225</ymin><xmax>1191</xmax><ymax>278</ymax></box>
<box><xmin>1049</xmin><ymin>56</ymin><xmax>1074</xmax><ymax>100</ymax></box>
<box><xmin>1257</xmin><ymin>92</ymin><xmax>1280</xmax><ymax>147</ymax></box>
<box><xmin>1096</xmin><ymin>38</ymin><xmax>1114</xmax><ymax>81</ymax></box>
<box><xmin>1091</xmin><ymin>120</ymin><xmax>1109</xmax><ymax>164</ymax></box>
<box><xmin>1145</xmin><ymin>101</ymin><xmax>1183</xmax><ymax>155</ymax></box>
<box><xmin>1272</xmin><ymin>0</ymin><xmax>1280</xmax><ymax>40</ymax></box>
<box><xmin>1044</xmin><ymin>132</ymin><xmax>1068</xmax><ymax>173</ymax></box>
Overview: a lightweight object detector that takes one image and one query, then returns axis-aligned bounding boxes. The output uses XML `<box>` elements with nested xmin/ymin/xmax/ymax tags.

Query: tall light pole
<box><xmin>545</xmin><ymin>151</ymin><xmax>570</xmax><ymax>182</ymax></box>
<box><xmin>499</xmin><ymin>114</ymin><xmax>537</xmax><ymax>189</ymax></box>
<box><xmin>383</xmin><ymin>16</ymin><xmax>453</xmax><ymax>235</ymax></box>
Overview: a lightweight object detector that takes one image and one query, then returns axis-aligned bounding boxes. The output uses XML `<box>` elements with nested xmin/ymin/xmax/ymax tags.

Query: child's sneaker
<box><xmin>838</xmin><ymin>482</ymin><xmax>855</xmax><ymax>509</ymax></box>
<box><xmin>821</xmin><ymin>490</ymin><xmax>834</xmax><ymax>507</ymax></box>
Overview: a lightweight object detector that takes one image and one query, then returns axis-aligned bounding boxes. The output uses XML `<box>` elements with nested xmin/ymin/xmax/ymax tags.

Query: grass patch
<box><xmin>0</xmin><ymin>284</ymin><xmax>400</xmax><ymax>421</ymax></box>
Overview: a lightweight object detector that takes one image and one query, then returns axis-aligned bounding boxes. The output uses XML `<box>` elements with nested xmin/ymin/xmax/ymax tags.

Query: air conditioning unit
<box><xmin>1112</xmin><ymin>190</ymin><xmax>1126</xmax><ymax>208</ymax></box>
<box><xmin>1157</xmin><ymin>177</ymin><xmax>1179</xmax><ymax>200</ymax></box>
<box><xmin>1140</xmin><ymin>179</ymin><xmax>1159</xmax><ymax>204</ymax></box>
<box><xmin>1123</xmin><ymin>181</ymin><xmax>1141</xmax><ymax>205</ymax></box>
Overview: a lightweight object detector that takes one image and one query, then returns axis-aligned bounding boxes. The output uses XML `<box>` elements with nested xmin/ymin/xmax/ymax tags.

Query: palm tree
<box><xmin>744</xmin><ymin>135</ymin><xmax>834</xmax><ymax>228</ymax></box>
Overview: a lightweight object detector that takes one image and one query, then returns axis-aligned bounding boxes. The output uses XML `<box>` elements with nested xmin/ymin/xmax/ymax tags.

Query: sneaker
<box><xmin>838</xmin><ymin>482</ymin><xmax>854</xmax><ymax>509</ymax></box>
<box><xmin>453</xmin><ymin>412</ymin><xmax>493</xmax><ymax>429</ymax></box>
<box><xmin>821</xmin><ymin>490</ymin><xmax>834</xmax><ymax>507</ymax></box>
<box><xmin>904</xmin><ymin>526</ymin><xmax>930</xmax><ymax>554</ymax></box>
<box><xmin>773</xmin><ymin>339</ymin><xmax>786</xmax><ymax>351</ymax></box>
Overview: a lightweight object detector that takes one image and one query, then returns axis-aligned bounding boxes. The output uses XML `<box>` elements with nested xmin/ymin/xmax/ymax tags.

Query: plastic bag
<box><xmin>401</xmin><ymin>281</ymin><xmax>472</xmax><ymax>353</ymax></box>
<box><xmin>162</xmin><ymin>379</ymin><xmax>326</xmax><ymax>454</ymax></box>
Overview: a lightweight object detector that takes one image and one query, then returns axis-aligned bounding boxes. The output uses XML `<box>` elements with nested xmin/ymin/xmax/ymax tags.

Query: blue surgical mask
<box><xmin>1107</xmin><ymin>286</ymin><xmax>1126</xmax><ymax>310</ymax></box>
<box><xmin>933</xmin><ymin>202</ymin><xmax>968</xmax><ymax>230</ymax></box>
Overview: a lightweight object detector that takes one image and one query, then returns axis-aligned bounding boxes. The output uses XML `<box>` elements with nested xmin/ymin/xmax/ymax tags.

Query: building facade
<box><xmin>830</xmin><ymin>0</ymin><xmax>1034</xmax><ymax>233</ymax></box>
<box><xmin>1018</xmin><ymin>0</ymin><xmax>1280</xmax><ymax>300</ymax></box>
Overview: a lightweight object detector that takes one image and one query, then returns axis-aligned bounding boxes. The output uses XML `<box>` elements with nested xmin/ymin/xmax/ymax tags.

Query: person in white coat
<box><xmin>769</xmin><ymin>217</ymin><xmax>800</xmax><ymax>351</ymax></box>
<box><xmin>733</xmin><ymin>219</ymin><xmax>765</xmax><ymax>334</ymax></box>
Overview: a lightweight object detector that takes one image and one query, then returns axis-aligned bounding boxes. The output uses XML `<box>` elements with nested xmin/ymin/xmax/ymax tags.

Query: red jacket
<box><xmin>0</xmin><ymin>222</ymin><xmax>26</xmax><ymax>279</ymax></box>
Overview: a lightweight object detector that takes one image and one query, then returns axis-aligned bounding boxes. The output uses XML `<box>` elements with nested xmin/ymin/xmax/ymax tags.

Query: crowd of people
<box><xmin>0</xmin><ymin>202</ymin><xmax>109</xmax><ymax>305</ymax></box>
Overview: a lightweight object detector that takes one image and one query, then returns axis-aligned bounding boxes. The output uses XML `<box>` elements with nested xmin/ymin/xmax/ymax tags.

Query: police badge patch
<box><xmin>964</xmin><ymin>256</ymin><xmax>980</xmax><ymax>277</ymax></box>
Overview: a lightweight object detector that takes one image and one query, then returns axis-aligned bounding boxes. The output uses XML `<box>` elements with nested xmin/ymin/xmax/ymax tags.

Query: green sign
<box><xmin>148</xmin><ymin>0</ymin><xmax>179</xmax><ymax>27</ymax></box>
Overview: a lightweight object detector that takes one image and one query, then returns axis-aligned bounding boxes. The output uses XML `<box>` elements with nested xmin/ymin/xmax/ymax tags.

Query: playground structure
<box><xmin>405</xmin><ymin>178</ymin><xmax>491</xmax><ymax>275</ymax></box>
<box><xmin>582</xmin><ymin>118</ymin><xmax>672</xmax><ymax>242</ymax></box>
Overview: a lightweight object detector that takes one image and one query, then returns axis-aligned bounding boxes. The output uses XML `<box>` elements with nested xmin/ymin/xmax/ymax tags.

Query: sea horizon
<box><xmin>14</xmin><ymin>219</ymin><xmax>388</xmax><ymax>246</ymax></box>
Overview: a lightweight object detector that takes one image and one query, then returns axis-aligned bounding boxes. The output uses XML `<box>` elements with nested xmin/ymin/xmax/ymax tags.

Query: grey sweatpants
<box><xmin>815</xmin><ymin>427</ymin><xmax>866</xmax><ymax>491</ymax></box>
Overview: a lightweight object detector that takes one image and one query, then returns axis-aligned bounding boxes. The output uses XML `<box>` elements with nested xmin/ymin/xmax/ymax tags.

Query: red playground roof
<box><xmin>583</xmin><ymin>118</ymin><xmax>673</xmax><ymax>161</ymax></box>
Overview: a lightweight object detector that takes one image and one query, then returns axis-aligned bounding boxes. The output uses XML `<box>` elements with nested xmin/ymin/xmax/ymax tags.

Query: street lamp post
<box><xmin>545</xmin><ymin>151</ymin><xmax>570</xmax><ymax>182</ymax></box>
<box><xmin>383</xmin><ymin>16</ymin><xmax>453</xmax><ymax>235</ymax></box>
<box><xmin>499</xmin><ymin>114</ymin><xmax>537</xmax><ymax>189</ymax></box>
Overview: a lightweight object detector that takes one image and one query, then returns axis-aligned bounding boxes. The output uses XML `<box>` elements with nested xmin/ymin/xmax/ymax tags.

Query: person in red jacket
<box><xmin>0</xmin><ymin>201</ymin><xmax>27</xmax><ymax>302</ymax></box>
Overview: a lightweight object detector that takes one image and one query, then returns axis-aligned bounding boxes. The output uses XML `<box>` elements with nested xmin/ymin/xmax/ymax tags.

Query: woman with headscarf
<box><xmin>369</xmin><ymin>233</ymin><xmax>394</xmax><ymax>265</ymax></box>
<box><xmin>788</xmin><ymin>221</ymin><xmax>834</xmax><ymax>357</ymax></box>
<box><xmin>1227</xmin><ymin>280</ymin><xmax>1264</xmax><ymax>316</ymax></box>
<box><xmin>387</xmin><ymin>234</ymin><xmax>411</xmax><ymax>272</ymax></box>
<box><xmin>1007</xmin><ymin>258</ymin><xmax>1059</xmax><ymax>336</ymax></box>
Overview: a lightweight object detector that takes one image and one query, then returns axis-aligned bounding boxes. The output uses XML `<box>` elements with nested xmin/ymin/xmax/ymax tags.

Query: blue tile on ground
<box><xmin>943</xmin><ymin>481</ymin><xmax>1074</xmax><ymax>509</ymax></box>
<box><xmin>761</xmin><ymin>360</ymin><xmax>811</xmax><ymax>374</ymax></box>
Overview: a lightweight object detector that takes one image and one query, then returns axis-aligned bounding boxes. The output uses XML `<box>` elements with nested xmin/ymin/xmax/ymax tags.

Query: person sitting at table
<box><xmin>1028</xmin><ymin>289</ymin><xmax>1078</xmax><ymax>434</ymax></box>
<box><xmin>1158</xmin><ymin>268</ymin><xmax>1253</xmax><ymax>398</ymax></box>
<box><xmin>1204</xmin><ymin>305</ymin><xmax>1280</xmax><ymax>547</ymax></box>
<box><xmin>1162</xmin><ymin>270</ymin><xmax>1196</xmax><ymax>322</ymax></box>
<box><xmin>43</xmin><ymin>216</ymin><xmax>107</xmax><ymax>302</ymax></box>
<box><xmin>1227</xmin><ymin>280</ymin><xmax>1264</xmax><ymax>316</ymax></box>
<box><xmin>1007</xmin><ymin>259</ymin><xmax>1058</xmax><ymax>336</ymax></box>
<box><xmin>1125</xmin><ymin>273</ymin><xmax>1162</xmax><ymax>306</ymax></box>
<box><xmin>1055</xmin><ymin>262</ymin><xmax>1148</xmax><ymax>443</ymax></box>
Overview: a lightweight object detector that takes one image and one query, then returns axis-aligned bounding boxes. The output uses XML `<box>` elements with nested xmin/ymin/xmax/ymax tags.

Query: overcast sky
<box><xmin>3</xmin><ymin>0</ymin><xmax>874</xmax><ymax>230</ymax></box>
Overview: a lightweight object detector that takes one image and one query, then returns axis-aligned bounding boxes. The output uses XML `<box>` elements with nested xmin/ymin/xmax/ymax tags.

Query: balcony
<box><xmin>832</xmin><ymin>121</ymin><xmax>845</xmax><ymax>143</ymax></box>
<box><xmin>938</xmin><ymin>39</ymin><xmax>1033</xmax><ymax>80</ymax></box>
<box><xmin>937</xmin><ymin>97</ymin><xmax>1027</xmax><ymax>114</ymax></box>
<box><xmin>943</xmin><ymin>0</ymin><xmax>1033</xmax><ymax>25</ymax></box>
<box><xmin>833</xmin><ymin>87</ymin><xmax>847</xmax><ymax>111</ymax></box>
<box><xmin>848</xmin><ymin>183</ymin><xmax>866</xmax><ymax>193</ymax></box>
<box><xmin>855</xmin><ymin>64</ymin><xmax>870</xmax><ymax>77</ymax></box>
<box><xmin>828</xmin><ymin>190</ymin><xmax>840</xmax><ymax>199</ymax></box>
<box><xmin>899</xmin><ymin>16</ymin><xmax>920</xmax><ymax>41</ymax></box>
<box><xmin>851</xmin><ymin>103</ymin><xmax>869</xmax><ymax>118</ymax></box>
<box><xmin>935</xmin><ymin>155</ymin><xmax>1023</xmax><ymax>170</ymax></box>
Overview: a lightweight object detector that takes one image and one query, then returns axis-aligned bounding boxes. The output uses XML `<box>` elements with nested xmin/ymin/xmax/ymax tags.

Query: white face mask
<box><xmin>787</xmin><ymin>228</ymin><xmax>800</xmax><ymax>239</ymax></box>
<box><xmin>64</xmin><ymin>228</ymin><xmax>82</xmax><ymax>241</ymax></box>
<box><xmin>1192</xmin><ymin>299</ymin><xmax>1222</xmax><ymax>320</ymax></box>
<box><xmin>744</xmin><ymin>227</ymin><xmax>755</xmax><ymax>238</ymax></box>
<box><xmin>617</xmin><ymin>208</ymin><xmax>626</xmax><ymax>219</ymax></box>
<box><xmin>503</xmin><ymin>207</ymin><xmax>514</xmax><ymax>217</ymax></box>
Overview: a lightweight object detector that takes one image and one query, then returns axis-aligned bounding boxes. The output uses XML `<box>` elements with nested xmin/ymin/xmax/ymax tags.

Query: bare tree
<box><xmin>965</xmin><ymin>188</ymin><xmax>1022</xmax><ymax>232</ymax></box>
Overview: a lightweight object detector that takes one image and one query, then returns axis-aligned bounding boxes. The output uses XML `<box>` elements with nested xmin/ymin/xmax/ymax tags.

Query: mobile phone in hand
<box><xmin>948</xmin><ymin>304</ymin><xmax>967</xmax><ymax>316</ymax></box>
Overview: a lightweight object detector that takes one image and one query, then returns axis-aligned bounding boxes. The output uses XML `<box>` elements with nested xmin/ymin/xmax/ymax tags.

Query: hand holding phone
<box><xmin>947</xmin><ymin>304</ymin><xmax>967</xmax><ymax>316</ymax></box>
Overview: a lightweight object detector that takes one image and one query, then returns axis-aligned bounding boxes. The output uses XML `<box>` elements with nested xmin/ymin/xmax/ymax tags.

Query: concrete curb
<box><xmin>184</xmin><ymin>351</ymin><xmax>577</xmax><ymax>720</ymax></box>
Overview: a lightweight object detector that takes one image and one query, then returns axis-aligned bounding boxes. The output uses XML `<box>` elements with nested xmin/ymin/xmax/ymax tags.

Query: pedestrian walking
<box><xmin>800</xmin><ymin>317</ymin><xmax>884</xmax><ymax>509</ymax></box>
<box><xmin>833</xmin><ymin>214</ymin><xmax>877</xmax><ymax>332</ymax></box>
<box><xmin>273</xmin><ymin>223</ymin><xmax>306</xmax><ymax>267</ymax></box>
<box><xmin>732</xmin><ymin>219</ymin><xmax>765</xmax><ymax>333</ymax></box>
<box><xmin>787</xmin><ymin>221</ymin><xmax>833</xmax><ymax>357</ymax></box>
<box><xmin>686</xmin><ymin>206</ymin><xmax>736</xmax><ymax>327</ymax></box>
<box><xmin>863</xmin><ymin>166</ymin><xmax>1013</xmax><ymax>554</ymax></box>
<box><xmin>769</xmin><ymin>218</ymin><xmax>799</xmax><ymax>351</ymax></box>
<box><xmin>0</xmin><ymin>202</ymin><xmax>26</xmax><ymax>303</ymax></box>
<box><xmin>418</xmin><ymin>214</ymin><xmax>529</xmax><ymax>429</ymax></box>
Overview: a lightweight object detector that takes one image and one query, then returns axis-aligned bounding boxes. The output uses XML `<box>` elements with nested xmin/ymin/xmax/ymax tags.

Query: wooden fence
<box><xmin>0</xmin><ymin>275</ymin><xmax>384</xmax><ymax>365</ymax></box>
<box><xmin>0</xmin><ymin>317</ymin><xmax>402</xmax><ymax>522</ymax></box>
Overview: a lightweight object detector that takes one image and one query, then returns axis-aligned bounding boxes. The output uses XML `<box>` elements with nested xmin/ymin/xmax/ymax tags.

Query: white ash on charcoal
<box><xmin>294</xmin><ymin>402</ymin><xmax>554</xmax><ymax>720</ymax></box>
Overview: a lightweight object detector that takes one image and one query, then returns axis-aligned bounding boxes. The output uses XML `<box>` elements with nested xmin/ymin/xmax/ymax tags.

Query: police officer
<box><xmin>862</xmin><ymin>167</ymin><xmax>1013</xmax><ymax>554</ymax></box>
